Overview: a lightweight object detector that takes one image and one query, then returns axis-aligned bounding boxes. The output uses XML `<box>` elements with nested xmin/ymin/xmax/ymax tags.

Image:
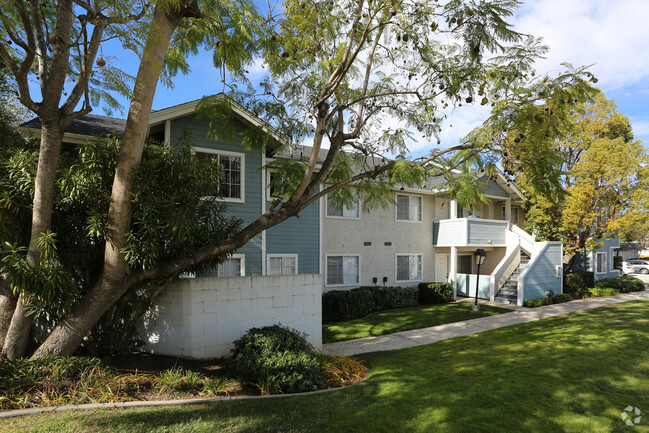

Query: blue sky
<box><xmin>105</xmin><ymin>0</ymin><xmax>649</xmax><ymax>150</ymax></box>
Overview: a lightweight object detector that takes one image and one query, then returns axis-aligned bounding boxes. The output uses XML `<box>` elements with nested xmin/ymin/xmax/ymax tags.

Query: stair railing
<box><xmin>489</xmin><ymin>228</ymin><xmax>522</xmax><ymax>301</ymax></box>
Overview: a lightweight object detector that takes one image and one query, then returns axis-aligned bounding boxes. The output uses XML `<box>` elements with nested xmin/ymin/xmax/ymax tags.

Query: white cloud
<box><xmin>514</xmin><ymin>0</ymin><xmax>649</xmax><ymax>91</ymax></box>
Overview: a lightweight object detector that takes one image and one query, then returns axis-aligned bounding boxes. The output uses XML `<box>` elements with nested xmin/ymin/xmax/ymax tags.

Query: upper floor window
<box><xmin>396</xmin><ymin>194</ymin><xmax>422</xmax><ymax>222</ymax></box>
<box><xmin>195</xmin><ymin>148</ymin><xmax>244</xmax><ymax>202</ymax></box>
<box><xmin>458</xmin><ymin>207</ymin><xmax>473</xmax><ymax>218</ymax></box>
<box><xmin>326</xmin><ymin>192</ymin><xmax>360</xmax><ymax>218</ymax></box>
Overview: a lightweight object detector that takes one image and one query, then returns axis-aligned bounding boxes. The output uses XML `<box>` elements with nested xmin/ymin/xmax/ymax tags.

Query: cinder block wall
<box><xmin>140</xmin><ymin>274</ymin><xmax>322</xmax><ymax>359</ymax></box>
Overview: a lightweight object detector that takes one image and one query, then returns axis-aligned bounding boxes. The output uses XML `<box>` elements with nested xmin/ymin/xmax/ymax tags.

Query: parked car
<box><xmin>623</xmin><ymin>260</ymin><xmax>649</xmax><ymax>274</ymax></box>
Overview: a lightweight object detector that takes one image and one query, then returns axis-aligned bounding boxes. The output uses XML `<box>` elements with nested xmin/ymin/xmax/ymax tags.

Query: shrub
<box><xmin>552</xmin><ymin>293</ymin><xmax>572</xmax><ymax>304</ymax></box>
<box><xmin>225</xmin><ymin>325</ymin><xmax>324</xmax><ymax>394</ymax></box>
<box><xmin>594</xmin><ymin>276</ymin><xmax>645</xmax><ymax>293</ymax></box>
<box><xmin>564</xmin><ymin>272</ymin><xmax>593</xmax><ymax>298</ymax></box>
<box><xmin>418</xmin><ymin>282</ymin><xmax>454</xmax><ymax>304</ymax></box>
<box><xmin>322</xmin><ymin>286</ymin><xmax>418</xmax><ymax>322</ymax></box>
<box><xmin>523</xmin><ymin>297</ymin><xmax>553</xmax><ymax>308</ymax></box>
<box><xmin>588</xmin><ymin>287</ymin><xmax>620</xmax><ymax>297</ymax></box>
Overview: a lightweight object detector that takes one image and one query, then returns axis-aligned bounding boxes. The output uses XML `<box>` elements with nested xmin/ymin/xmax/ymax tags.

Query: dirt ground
<box><xmin>101</xmin><ymin>351</ymin><xmax>226</xmax><ymax>377</ymax></box>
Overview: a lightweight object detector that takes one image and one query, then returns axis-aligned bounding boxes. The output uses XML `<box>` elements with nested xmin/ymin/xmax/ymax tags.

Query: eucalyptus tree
<box><xmin>3</xmin><ymin>0</ymin><xmax>596</xmax><ymax>358</ymax></box>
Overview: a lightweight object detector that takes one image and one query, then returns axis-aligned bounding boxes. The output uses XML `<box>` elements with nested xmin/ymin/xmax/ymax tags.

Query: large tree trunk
<box><xmin>0</xmin><ymin>277</ymin><xmax>17</xmax><ymax>349</ymax></box>
<box><xmin>32</xmin><ymin>3</ymin><xmax>190</xmax><ymax>358</ymax></box>
<box><xmin>2</xmin><ymin>123</ymin><xmax>65</xmax><ymax>359</ymax></box>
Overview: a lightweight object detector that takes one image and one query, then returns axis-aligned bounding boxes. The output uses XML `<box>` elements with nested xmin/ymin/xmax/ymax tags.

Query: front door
<box><xmin>435</xmin><ymin>254</ymin><xmax>449</xmax><ymax>282</ymax></box>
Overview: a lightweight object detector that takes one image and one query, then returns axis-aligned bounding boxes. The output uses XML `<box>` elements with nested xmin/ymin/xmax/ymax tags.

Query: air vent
<box><xmin>384</xmin><ymin>242</ymin><xmax>392</xmax><ymax>246</ymax></box>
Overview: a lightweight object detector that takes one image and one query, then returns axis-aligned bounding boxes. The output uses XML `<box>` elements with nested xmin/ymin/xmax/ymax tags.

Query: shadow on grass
<box><xmin>8</xmin><ymin>299</ymin><xmax>649</xmax><ymax>433</ymax></box>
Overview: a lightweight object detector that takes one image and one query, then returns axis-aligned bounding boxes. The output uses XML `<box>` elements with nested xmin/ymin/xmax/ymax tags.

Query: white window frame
<box><xmin>266</xmin><ymin>254</ymin><xmax>298</xmax><ymax>275</ymax></box>
<box><xmin>217</xmin><ymin>254</ymin><xmax>245</xmax><ymax>277</ymax></box>
<box><xmin>395</xmin><ymin>193</ymin><xmax>423</xmax><ymax>223</ymax></box>
<box><xmin>325</xmin><ymin>191</ymin><xmax>360</xmax><ymax>219</ymax></box>
<box><xmin>610</xmin><ymin>248</ymin><xmax>618</xmax><ymax>272</ymax></box>
<box><xmin>325</xmin><ymin>254</ymin><xmax>360</xmax><ymax>287</ymax></box>
<box><xmin>595</xmin><ymin>252</ymin><xmax>607</xmax><ymax>274</ymax></box>
<box><xmin>193</xmin><ymin>147</ymin><xmax>245</xmax><ymax>203</ymax></box>
<box><xmin>395</xmin><ymin>253</ymin><xmax>423</xmax><ymax>283</ymax></box>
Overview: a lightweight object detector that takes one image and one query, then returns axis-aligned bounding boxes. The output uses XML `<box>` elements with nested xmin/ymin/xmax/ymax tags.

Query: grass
<box><xmin>323</xmin><ymin>302</ymin><xmax>511</xmax><ymax>343</ymax></box>
<box><xmin>6</xmin><ymin>299</ymin><xmax>649</xmax><ymax>432</ymax></box>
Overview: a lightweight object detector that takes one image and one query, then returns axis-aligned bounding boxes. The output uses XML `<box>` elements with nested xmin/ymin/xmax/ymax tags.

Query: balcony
<box><xmin>433</xmin><ymin>218</ymin><xmax>509</xmax><ymax>247</ymax></box>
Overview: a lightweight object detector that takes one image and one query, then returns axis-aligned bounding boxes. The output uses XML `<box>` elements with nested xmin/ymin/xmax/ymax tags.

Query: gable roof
<box><xmin>20</xmin><ymin>114</ymin><xmax>126</xmax><ymax>144</ymax></box>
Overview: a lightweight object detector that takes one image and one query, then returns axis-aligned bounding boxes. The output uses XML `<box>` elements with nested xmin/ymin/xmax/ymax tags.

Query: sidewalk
<box><xmin>322</xmin><ymin>290</ymin><xmax>649</xmax><ymax>356</ymax></box>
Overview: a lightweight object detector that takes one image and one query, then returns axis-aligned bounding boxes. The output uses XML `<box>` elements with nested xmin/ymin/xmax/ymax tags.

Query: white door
<box><xmin>435</xmin><ymin>254</ymin><xmax>450</xmax><ymax>282</ymax></box>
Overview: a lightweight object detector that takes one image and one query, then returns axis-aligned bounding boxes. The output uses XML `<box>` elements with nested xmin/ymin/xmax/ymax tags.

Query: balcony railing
<box><xmin>433</xmin><ymin>218</ymin><xmax>509</xmax><ymax>247</ymax></box>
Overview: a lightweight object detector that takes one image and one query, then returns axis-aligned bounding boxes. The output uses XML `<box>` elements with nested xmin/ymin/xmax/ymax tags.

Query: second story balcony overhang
<box><xmin>433</xmin><ymin>218</ymin><xmax>509</xmax><ymax>247</ymax></box>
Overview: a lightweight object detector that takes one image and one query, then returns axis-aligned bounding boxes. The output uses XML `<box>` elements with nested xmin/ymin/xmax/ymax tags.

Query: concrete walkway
<box><xmin>322</xmin><ymin>290</ymin><xmax>649</xmax><ymax>356</ymax></box>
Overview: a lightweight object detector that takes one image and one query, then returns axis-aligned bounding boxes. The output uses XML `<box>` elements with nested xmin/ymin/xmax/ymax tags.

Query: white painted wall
<box><xmin>322</xmin><ymin>192</ymin><xmax>439</xmax><ymax>290</ymax></box>
<box><xmin>140</xmin><ymin>274</ymin><xmax>322</xmax><ymax>359</ymax></box>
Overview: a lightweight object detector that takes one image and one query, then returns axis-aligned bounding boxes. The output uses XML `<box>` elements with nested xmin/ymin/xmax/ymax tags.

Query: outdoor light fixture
<box><xmin>473</xmin><ymin>249</ymin><xmax>487</xmax><ymax>311</ymax></box>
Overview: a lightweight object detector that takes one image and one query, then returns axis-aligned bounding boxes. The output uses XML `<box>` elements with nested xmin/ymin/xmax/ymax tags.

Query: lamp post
<box><xmin>473</xmin><ymin>249</ymin><xmax>487</xmax><ymax>311</ymax></box>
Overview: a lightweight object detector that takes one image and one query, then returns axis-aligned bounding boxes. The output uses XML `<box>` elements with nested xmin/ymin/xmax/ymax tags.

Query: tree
<box><xmin>2</xmin><ymin>0</ymin><xmax>595</xmax><ymax>359</ymax></box>
<box><xmin>0</xmin><ymin>129</ymin><xmax>241</xmax><ymax>354</ymax></box>
<box><xmin>0</xmin><ymin>0</ymin><xmax>260</xmax><ymax>358</ymax></box>
<box><xmin>507</xmin><ymin>91</ymin><xmax>649</xmax><ymax>263</ymax></box>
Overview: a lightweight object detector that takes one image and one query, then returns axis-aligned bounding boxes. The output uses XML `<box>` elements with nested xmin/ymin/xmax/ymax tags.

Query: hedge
<box><xmin>594</xmin><ymin>276</ymin><xmax>645</xmax><ymax>293</ymax></box>
<box><xmin>417</xmin><ymin>282</ymin><xmax>453</xmax><ymax>304</ymax></box>
<box><xmin>322</xmin><ymin>286</ymin><xmax>418</xmax><ymax>322</ymax></box>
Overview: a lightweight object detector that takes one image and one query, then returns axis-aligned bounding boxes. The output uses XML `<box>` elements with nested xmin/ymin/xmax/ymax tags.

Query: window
<box><xmin>267</xmin><ymin>254</ymin><xmax>297</xmax><ymax>275</ymax></box>
<box><xmin>195</xmin><ymin>148</ymin><xmax>244</xmax><ymax>202</ymax></box>
<box><xmin>511</xmin><ymin>206</ymin><xmax>519</xmax><ymax>226</ymax></box>
<box><xmin>458</xmin><ymin>207</ymin><xmax>473</xmax><ymax>218</ymax></box>
<box><xmin>266</xmin><ymin>170</ymin><xmax>291</xmax><ymax>201</ymax></box>
<box><xmin>199</xmin><ymin>255</ymin><xmax>245</xmax><ymax>278</ymax></box>
<box><xmin>396</xmin><ymin>254</ymin><xmax>423</xmax><ymax>282</ymax></box>
<box><xmin>458</xmin><ymin>255</ymin><xmax>473</xmax><ymax>274</ymax></box>
<box><xmin>326</xmin><ymin>192</ymin><xmax>359</xmax><ymax>218</ymax></box>
<box><xmin>596</xmin><ymin>252</ymin><xmax>607</xmax><ymax>274</ymax></box>
<box><xmin>326</xmin><ymin>255</ymin><xmax>359</xmax><ymax>286</ymax></box>
<box><xmin>396</xmin><ymin>194</ymin><xmax>422</xmax><ymax>222</ymax></box>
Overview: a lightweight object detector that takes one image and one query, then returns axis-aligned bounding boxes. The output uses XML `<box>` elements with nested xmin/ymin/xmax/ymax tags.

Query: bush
<box><xmin>418</xmin><ymin>282</ymin><xmax>454</xmax><ymax>304</ymax></box>
<box><xmin>552</xmin><ymin>293</ymin><xmax>573</xmax><ymax>304</ymax></box>
<box><xmin>594</xmin><ymin>276</ymin><xmax>645</xmax><ymax>293</ymax></box>
<box><xmin>564</xmin><ymin>272</ymin><xmax>593</xmax><ymax>298</ymax></box>
<box><xmin>523</xmin><ymin>297</ymin><xmax>553</xmax><ymax>308</ymax></box>
<box><xmin>225</xmin><ymin>325</ymin><xmax>324</xmax><ymax>394</ymax></box>
<box><xmin>322</xmin><ymin>286</ymin><xmax>418</xmax><ymax>322</ymax></box>
<box><xmin>588</xmin><ymin>287</ymin><xmax>620</xmax><ymax>297</ymax></box>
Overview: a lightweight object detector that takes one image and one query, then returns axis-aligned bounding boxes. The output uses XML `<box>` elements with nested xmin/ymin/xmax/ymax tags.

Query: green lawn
<box><xmin>4</xmin><ymin>299</ymin><xmax>649</xmax><ymax>432</ymax></box>
<box><xmin>323</xmin><ymin>302</ymin><xmax>511</xmax><ymax>343</ymax></box>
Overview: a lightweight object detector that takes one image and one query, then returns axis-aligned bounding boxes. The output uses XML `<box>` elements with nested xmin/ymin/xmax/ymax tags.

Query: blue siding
<box><xmin>573</xmin><ymin>237</ymin><xmax>622</xmax><ymax>281</ymax></box>
<box><xmin>481</xmin><ymin>176</ymin><xmax>509</xmax><ymax>198</ymax></box>
<box><xmin>521</xmin><ymin>242</ymin><xmax>562</xmax><ymax>300</ymax></box>
<box><xmin>170</xmin><ymin>114</ymin><xmax>263</xmax><ymax>276</ymax></box>
<box><xmin>590</xmin><ymin>237</ymin><xmax>621</xmax><ymax>281</ymax></box>
<box><xmin>266</xmin><ymin>199</ymin><xmax>320</xmax><ymax>274</ymax></box>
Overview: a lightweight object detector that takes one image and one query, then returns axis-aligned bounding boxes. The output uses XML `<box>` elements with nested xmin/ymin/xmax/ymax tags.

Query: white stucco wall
<box><xmin>322</xmin><ymin>192</ymin><xmax>441</xmax><ymax>290</ymax></box>
<box><xmin>140</xmin><ymin>274</ymin><xmax>322</xmax><ymax>359</ymax></box>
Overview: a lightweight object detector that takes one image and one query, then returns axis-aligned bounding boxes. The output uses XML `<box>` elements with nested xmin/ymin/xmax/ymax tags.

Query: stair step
<box><xmin>493</xmin><ymin>297</ymin><xmax>517</xmax><ymax>305</ymax></box>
